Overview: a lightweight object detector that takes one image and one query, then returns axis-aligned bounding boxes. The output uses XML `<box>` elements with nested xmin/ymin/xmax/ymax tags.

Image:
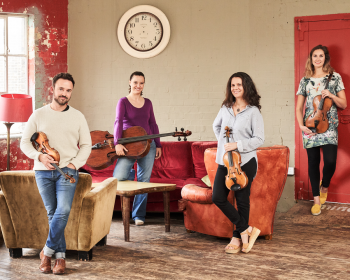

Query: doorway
<box><xmin>294</xmin><ymin>13</ymin><xmax>350</xmax><ymax>203</ymax></box>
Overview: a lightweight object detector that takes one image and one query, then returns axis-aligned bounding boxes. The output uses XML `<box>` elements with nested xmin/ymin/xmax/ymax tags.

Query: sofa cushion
<box><xmin>183</xmin><ymin>178</ymin><xmax>209</xmax><ymax>189</ymax></box>
<box><xmin>151</xmin><ymin>141</ymin><xmax>194</xmax><ymax>179</ymax></box>
<box><xmin>191</xmin><ymin>141</ymin><xmax>217</xmax><ymax>179</ymax></box>
<box><xmin>149</xmin><ymin>178</ymin><xmax>184</xmax><ymax>202</ymax></box>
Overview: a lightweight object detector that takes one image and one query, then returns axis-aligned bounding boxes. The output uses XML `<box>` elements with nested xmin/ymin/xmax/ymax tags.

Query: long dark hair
<box><xmin>129</xmin><ymin>71</ymin><xmax>145</xmax><ymax>95</ymax></box>
<box><xmin>222</xmin><ymin>72</ymin><xmax>261</xmax><ymax>111</ymax></box>
<box><xmin>305</xmin><ymin>45</ymin><xmax>334</xmax><ymax>78</ymax></box>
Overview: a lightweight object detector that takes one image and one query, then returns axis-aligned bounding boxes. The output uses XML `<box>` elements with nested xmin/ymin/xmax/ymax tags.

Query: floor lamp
<box><xmin>0</xmin><ymin>94</ymin><xmax>33</xmax><ymax>171</ymax></box>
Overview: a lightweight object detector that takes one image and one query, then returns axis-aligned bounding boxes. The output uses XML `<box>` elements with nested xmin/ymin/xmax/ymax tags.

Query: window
<box><xmin>0</xmin><ymin>15</ymin><xmax>29</xmax><ymax>136</ymax></box>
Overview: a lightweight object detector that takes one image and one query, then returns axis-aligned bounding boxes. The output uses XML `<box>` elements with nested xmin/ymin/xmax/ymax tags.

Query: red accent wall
<box><xmin>0</xmin><ymin>1</ymin><xmax>68</xmax><ymax>171</ymax></box>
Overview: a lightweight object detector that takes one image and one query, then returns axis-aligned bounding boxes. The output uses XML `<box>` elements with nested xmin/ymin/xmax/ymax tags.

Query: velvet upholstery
<box><xmin>0</xmin><ymin>171</ymin><xmax>117</xmax><ymax>253</ymax></box>
<box><xmin>80</xmin><ymin>141</ymin><xmax>217</xmax><ymax>212</ymax></box>
<box><xmin>181</xmin><ymin>146</ymin><xmax>289</xmax><ymax>238</ymax></box>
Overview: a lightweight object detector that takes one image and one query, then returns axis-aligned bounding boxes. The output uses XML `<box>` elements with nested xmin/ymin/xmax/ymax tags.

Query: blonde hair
<box><xmin>305</xmin><ymin>45</ymin><xmax>334</xmax><ymax>78</ymax></box>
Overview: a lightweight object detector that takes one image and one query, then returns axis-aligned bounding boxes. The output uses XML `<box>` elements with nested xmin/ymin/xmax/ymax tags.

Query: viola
<box><xmin>86</xmin><ymin>126</ymin><xmax>192</xmax><ymax>170</ymax></box>
<box><xmin>223</xmin><ymin>126</ymin><xmax>248</xmax><ymax>191</ymax></box>
<box><xmin>305</xmin><ymin>73</ymin><xmax>333</xmax><ymax>134</ymax></box>
<box><xmin>30</xmin><ymin>132</ymin><xmax>76</xmax><ymax>183</ymax></box>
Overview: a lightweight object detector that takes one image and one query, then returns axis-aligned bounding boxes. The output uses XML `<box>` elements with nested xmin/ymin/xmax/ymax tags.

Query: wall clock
<box><xmin>117</xmin><ymin>5</ymin><xmax>171</xmax><ymax>59</ymax></box>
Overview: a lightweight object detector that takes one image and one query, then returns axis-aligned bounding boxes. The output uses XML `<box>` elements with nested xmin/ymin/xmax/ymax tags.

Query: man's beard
<box><xmin>54</xmin><ymin>96</ymin><xmax>69</xmax><ymax>106</ymax></box>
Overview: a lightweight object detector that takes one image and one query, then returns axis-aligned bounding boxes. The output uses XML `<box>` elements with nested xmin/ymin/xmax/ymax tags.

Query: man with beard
<box><xmin>20</xmin><ymin>72</ymin><xmax>91</xmax><ymax>275</ymax></box>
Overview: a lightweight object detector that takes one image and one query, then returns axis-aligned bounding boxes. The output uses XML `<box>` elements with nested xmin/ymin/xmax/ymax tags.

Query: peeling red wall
<box><xmin>0</xmin><ymin>0</ymin><xmax>68</xmax><ymax>171</ymax></box>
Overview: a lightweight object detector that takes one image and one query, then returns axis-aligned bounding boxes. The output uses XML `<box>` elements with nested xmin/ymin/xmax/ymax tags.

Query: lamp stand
<box><xmin>4</xmin><ymin>122</ymin><xmax>14</xmax><ymax>171</ymax></box>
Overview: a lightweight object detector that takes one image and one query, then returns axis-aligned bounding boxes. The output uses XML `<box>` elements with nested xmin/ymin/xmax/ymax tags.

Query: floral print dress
<box><xmin>296</xmin><ymin>72</ymin><xmax>345</xmax><ymax>149</ymax></box>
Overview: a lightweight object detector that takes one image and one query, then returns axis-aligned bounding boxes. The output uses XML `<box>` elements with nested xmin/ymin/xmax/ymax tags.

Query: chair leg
<box><xmin>96</xmin><ymin>235</ymin><xmax>107</xmax><ymax>246</ymax></box>
<box><xmin>264</xmin><ymin>234</ymin><xmax>272</xmax><ymax>240</ymax></box>
<box><xmin>78</xmin><ymin>249</ymin><xmax>93</xmax><ymax>261</ymax></box>
<box><xmin>9</xmin><ymin>248</ymin><xmax>22</xmax><ymax>258</ymax></box>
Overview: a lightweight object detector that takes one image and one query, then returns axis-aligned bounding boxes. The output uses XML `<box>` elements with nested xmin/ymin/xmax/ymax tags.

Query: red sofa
<box><xmin>80</xmin><ymin>141</ymin><xmax>217</xmax><ymax>212</ymax></box>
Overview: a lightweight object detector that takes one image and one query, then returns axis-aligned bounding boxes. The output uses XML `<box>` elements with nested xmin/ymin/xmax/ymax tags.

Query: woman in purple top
<box><xmin>113</xmin><ymin>71</ymin><xmax>162</xmax><ymax>225</ymax></box>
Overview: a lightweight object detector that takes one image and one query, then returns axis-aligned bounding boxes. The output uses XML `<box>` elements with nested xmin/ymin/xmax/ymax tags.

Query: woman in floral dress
<box><xmin>296</xmin><ymin>45</ymin><xmax>347</xmax><ymax>215</ymax></box>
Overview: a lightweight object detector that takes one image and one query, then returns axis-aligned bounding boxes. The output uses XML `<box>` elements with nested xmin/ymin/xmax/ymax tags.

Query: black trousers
<box><xmin>306</xmin><ymin>144</ymin><xmax>337</xmax><ymax>197</ymax></box>
<box><xmin>212</xmin><ymin>158</ymin><xmax>257</xmax><ymax>238</ymax></box>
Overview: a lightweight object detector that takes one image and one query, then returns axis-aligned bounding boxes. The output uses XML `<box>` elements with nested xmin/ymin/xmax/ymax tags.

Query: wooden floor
<box><xmin>1</xmin><ymin>200</ymin><xmax>350</xmax><ymax>279</ymax></box>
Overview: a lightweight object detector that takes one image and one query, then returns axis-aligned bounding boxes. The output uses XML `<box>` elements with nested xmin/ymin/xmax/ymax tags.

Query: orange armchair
<box><xmin>180</xmin><ymin>146</ymin><xmax>289</xmax><ymax>239</ymax></box>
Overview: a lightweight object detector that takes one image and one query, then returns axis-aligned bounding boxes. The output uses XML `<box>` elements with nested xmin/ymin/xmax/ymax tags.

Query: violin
<box><xmin>30</xmin><ymin>132</ymin><xmax>76</xmax><ymax>183</ymax></box>
<box><xmin>223</xmin><ymin>126</ymin><xmax>248</xmax><ymax>191</ymax></box>
<box><xmin>86</xmin><ymin>126</ymin><xmax>192</xmax><ymax>170</ymax></box>
<box><xmin>305</xmin><ymin>73</ymin><xmax>333</xmax><ymax>134</ymax></box>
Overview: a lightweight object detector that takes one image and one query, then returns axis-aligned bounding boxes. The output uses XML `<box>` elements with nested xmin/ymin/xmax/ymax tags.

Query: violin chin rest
<box><xmin>231</xmin><ymin>184</ymin><xmax>241</xmax><ymax>192</ymax></box>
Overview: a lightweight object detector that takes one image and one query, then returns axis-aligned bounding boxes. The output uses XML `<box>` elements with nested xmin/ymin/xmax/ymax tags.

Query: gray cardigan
<box><xmin>213</xmin><ymin>105</ymin><xmax>264</xmax><ymax>168</ymax></box>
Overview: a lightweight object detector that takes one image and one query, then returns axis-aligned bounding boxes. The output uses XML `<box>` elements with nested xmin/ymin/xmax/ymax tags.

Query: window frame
<box><xmin>0</xmin><ymin>14</ymin><xmax>29</xmax><ymax>95</ymax></box>
<box><xmin>0</xmin><ymin>14</ymin><xmax>30</xmax><ymax>137</ymax></box>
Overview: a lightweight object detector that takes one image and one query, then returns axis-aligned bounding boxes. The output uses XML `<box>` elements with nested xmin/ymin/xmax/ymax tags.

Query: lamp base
<box><xmin>4</xmin><ymin>122</ymin><xmax>14</xmax><ymax>171</ymax></box>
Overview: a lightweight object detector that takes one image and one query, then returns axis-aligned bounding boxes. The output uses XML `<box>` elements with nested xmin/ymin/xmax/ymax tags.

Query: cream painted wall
<box><xmin>68</xmin><ymin>0</ymin><xmax>350</xmax><ymax>212</ymax></box>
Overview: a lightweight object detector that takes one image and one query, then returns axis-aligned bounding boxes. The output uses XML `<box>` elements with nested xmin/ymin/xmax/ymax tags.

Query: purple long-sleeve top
<box><xmin>114</xmin><ymin>97</ymin><xmax>161</xmax><ymax>147</ymax></box>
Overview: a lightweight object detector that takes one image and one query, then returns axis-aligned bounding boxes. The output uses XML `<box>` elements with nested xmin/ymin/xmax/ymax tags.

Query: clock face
<box><xmin>117</xmin><ymin>5</ymin><xmax>170</xmax><ymax>58</ymax></box>
<box><xmin>124</xmin><ymin>12</ymin><xmax>163</xmax><ymax>52</ymax></box>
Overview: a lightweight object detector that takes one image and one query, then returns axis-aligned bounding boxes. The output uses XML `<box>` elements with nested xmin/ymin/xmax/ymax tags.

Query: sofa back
<box><xmin>191</xmin><ymin>141</ymin><xmax>217</xmax><ymax>179</ymax></box>
<box><xmin>81</xmin><ymin>141</ymin><xmax>218</xmax><ymax>181</ymax></box>
<box><xmin>152</xmin><ymin>141</ymin><xmax>194</xmax><ymax>179</ymax></box>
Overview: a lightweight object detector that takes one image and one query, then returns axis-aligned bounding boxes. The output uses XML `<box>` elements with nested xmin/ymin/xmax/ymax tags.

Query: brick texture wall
<box><xmin>67</xmin><ymin>0</ymin><xmax>350</xmax><ymax>211</ymax></box>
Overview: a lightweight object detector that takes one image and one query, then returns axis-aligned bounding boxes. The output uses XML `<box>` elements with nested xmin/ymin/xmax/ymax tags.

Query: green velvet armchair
<box><xmin>0</xmin><ymin>171</ymin><xmax>118</xmax><ymax>261</ymax></box>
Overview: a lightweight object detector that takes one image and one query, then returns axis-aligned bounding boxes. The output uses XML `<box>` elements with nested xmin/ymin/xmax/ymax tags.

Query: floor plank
<box><xmin>0</xmin><ymin>201</ymin><xmax>349</xmax><ymax>279</ymax></box>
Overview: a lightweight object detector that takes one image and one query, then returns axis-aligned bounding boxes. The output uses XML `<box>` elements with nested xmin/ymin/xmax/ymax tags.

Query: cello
<box><xmin>305</xmin><ymin>73</ymin><xmax>333</xmax><ymax>134</ymax></box>
<box><xmin>31</xmin><ymin>132</ymin><xmax>76</xmax><ymax>183</ymax></box>
<box><xmin>223</xmin><ymin>126</ymin><xmax>248</xmax><ymax>191</ymax></box>
<box><xmin>86</xmin><ymin>126</ymin><xmax>192</xmax><ymax>170</ymax></box>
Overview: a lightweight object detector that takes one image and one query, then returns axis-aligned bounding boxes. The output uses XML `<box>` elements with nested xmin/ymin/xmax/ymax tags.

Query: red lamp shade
<box><xmin>0</xmin><ymin>94</ymin><xmax>33</xmax><ymax>122</ymax></box>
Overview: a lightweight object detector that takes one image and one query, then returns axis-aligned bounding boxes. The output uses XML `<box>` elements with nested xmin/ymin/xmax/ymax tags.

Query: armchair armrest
<box><xmin>181</xmin><ymin>184</ymin><xmax>213</xmax><ymax>204</ymax></box>
<box><xmin>0</xmin><ymin>191</ymin><xmax>16</xmax><ymax>248</ymax></box>
<box><xmin>77</xmin><ymin>178</ymin><xmax>118</xmax><ymax>251</ymax></box>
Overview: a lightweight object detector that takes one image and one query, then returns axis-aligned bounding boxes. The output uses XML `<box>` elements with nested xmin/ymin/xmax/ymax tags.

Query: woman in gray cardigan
<box><xmin>212</xmin><ymin>72</ymin><xmax>264</xmax><ymax>254</ymax></box>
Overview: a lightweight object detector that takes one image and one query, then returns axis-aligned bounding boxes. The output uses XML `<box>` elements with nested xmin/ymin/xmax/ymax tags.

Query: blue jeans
<box><xmin>113</xmin><ymin>141</ymin><xmax>156</xmax><ymax>222</ymax></box>
<box><xmin>35</xmin><ymin>167</ymin><xmax>79</xmax><ymax>258</ymax></box>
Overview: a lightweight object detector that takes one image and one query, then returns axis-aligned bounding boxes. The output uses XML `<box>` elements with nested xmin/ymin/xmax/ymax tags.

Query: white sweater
<box><xmin>20</xmin><ymin>105</ymin><xmax>92</xmax><ymax>170</ymax></box>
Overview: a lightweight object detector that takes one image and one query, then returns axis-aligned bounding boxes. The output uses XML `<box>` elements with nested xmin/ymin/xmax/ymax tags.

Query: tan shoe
<box><xmin>225</xmin><ymin>237</ymin><xmax>241</xmax><ymax>254</ymax></box>
<box><xmin>53</xmin><ymin>258</ymin><xmax>66</xmax><ymax>275</ymax></box>
<box><xmin>39</xmin><ymin>252</ymin><xmax>52</xmax><ymax>274</ymax></box>
<box><xmin>240</xmin><ymin>227</ymin><xmax>261</xmax><ymax>253</ymax></box>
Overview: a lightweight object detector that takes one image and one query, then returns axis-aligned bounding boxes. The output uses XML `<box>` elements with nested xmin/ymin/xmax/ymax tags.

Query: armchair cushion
<box><xmin>181</xmin><ymin>185</ymin><xmax>213</xmax><ymax>204</ymax></box>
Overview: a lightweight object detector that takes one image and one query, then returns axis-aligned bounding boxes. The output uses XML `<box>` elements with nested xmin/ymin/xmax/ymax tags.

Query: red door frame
<box><xmin>294</xmin><ymin>13</ymin><xmax>350</xmax><ymax>201</ymax></box>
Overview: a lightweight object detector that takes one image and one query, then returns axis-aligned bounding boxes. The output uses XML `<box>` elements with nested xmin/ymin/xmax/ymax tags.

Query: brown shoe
<box><xmin>53</xmin><ymin>258</ymin><xmax>66</xmax><ymax>275</ymax></box>
<box><xmin>39</xmin><ymin>253</ymin><xmax>52</xmax><ymax>274</ymax></box>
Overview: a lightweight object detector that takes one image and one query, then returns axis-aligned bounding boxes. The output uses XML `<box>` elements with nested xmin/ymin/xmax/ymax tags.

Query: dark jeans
<box><xmin>306</xmin><ymin>144</ymin><xmax>337</xmax><ymax>197</ymax></box>
<box><xmin>212</xmin><ymin>157</ymin><xmax>257</xmax><ymax>238</ymax></box>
